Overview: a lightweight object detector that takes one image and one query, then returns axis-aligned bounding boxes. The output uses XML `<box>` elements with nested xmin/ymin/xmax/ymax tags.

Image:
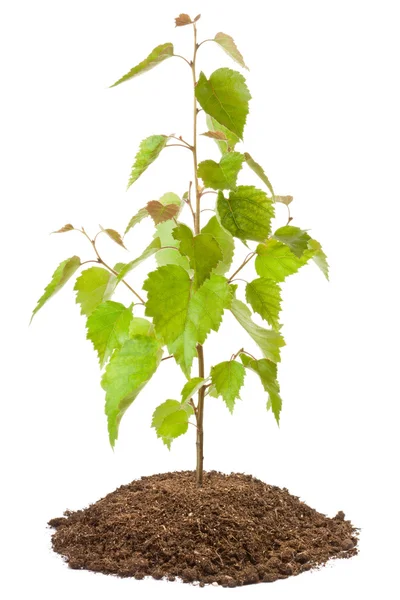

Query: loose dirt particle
<box><xmin>49</xmin><ymin>471</ymin><xmax>359</xmax><ymax>586</ymax></box>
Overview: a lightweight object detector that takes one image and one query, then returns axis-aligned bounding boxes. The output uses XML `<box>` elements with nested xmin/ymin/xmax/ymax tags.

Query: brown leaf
<box><xmin>194</xmin><ymin>14</ymin><xmax>201</xmax><ymax>22</ymax></box>
<box><xmin>201</xmin><ymin>130</ymin><xmax>228</xmax><ymax>141</ymax></box>
<box><xmin>275</xmin><ymin>195</ymin><xmax>294</xmax><ymax>206</ymax></box>
<box><xmin>175</xmin><ymin>13</ymin><xmax>192</xmax><ymax>27</ymax></box>
<box><xmin>146</xmin><ymin>201</ymin><xmax>179</xmax><ymax>225</ymax></box>
<box><xmin>100</xmin><ymin>226</ymin><xmax>127</xmax><ymax>249</ymax></box>
<box><xmin>52</xmin><ymin>224</ymin><xmax>74</xmax><ymax>234</ymax></box>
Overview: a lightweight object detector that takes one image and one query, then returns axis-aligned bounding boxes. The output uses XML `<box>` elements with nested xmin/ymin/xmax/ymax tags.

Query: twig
<box><xmin>227</xmin><ymin>252</ymin><xmax>256</xmax><ymax>282</ymax></box>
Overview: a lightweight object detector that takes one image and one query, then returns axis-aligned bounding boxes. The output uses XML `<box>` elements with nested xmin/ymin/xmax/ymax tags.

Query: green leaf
<box><xmin>124</xmin><ymin>208</ymin><xmax>149</xmax><ymax>235</ymax></box>
<box><xmin>255</xmin><ymin>239</ymin><xmax>307</xmax><ymax>282</ymax></box>
<box><xmin>86</xmin><ymin>301</ymin><xmax>133</xmax><ymax>367</ymax></box>
<box><xmin>102</xmin><ymin>335</ymin><xmax>162</xmax><ymax>447</ymax></box>
<box><xmin>240</xmin><ymin>354</ymin><xmax>282</xmax><ymax>424</ymax></box>
<box><xmin>144</xmin><ymin>266</ymin><xmax>232</xmax><ymax>376</ymax></box>
<box><xmin>217</xmin><ymin>186</ymin><xmax>274</xmax><ymax>242</ymax></box>
<box><xmin>152</xmin><ymin>399</ymin><xmax>192</xmax><ymax>448</ymax></box>
<box><xmin>31</xmin><ymin>256</ymin><xmax>81</xmax><ymax>322</ymax></box>
<box><xmin>210</xmin><ymin>361</ymin><xmax>245</xmax><ymax>412</ymax></box>
<box><xmin>115</xmin><ymin>238</ymin><xmax>161</xmax><ymax>283</ymax></box>
<box><xmin>205</xmin><ymin>114</ymin><xmax>240</xmax><ymax>153</ymax></box>
<box><xmin>181</xmin><ymin>377</ymin><xmax>205</xmax><ymax>404</ymax></box>
<box><xmin>230</xmin><ymin>298</ymin><xmax>285</xmax><ymax>363</ymax></box>
<box><xmin>173</xmin><ymin>224</ymin><xmax>223</xmax><ymax>288</ymax></box>
<box><xmin>74</xmin><ymin>267</ymin><xmax>116</xmax><ymax>317</ymax></box>
<box><xmin>198</xmin><ymin>152</ymin><xmax>244</xmax><ymax>191</ymax></box>
<box><xmin>273</xmin><ymin>225</ymin><xmax>311</xmax><ymax>258</ymax></box>
<box><xmin>213</xmin><ymin>32</ymin><xmax>248</xmax><ymax>70</ymax></box>
<box><xmin>195</xmin><ymin>68</ymin><xmax>251</xmax><ymax>139</ymax></box>
<box><xmin>245</xmin><ymin>278</ymin><xmax>282</xmax><ymax>330</ymax></box>
<box><xmin>100</xmin><ymin>226</ymin><xmax>127</xmax><ymax>249</ymax></box>
<box><xmin>146</xmin><ymin>200</ymin><xmax>180</xmax><ymax>225</ymax></box>
<box><xmin>305</xmin><ymin>239</ymin><xmax>329</xmax><ymax>280</ymax></box>
<box><xmin>128</xmin><ymin>135</ymin><xmax>169</xmax><ymax>188</ymax></box>
<box><xmin>244</xmin><ymin>153</ymin><xmax>274</xmax><ymax>197</ymax></box>
<box><xmin>110</xmin><ymin>43</ymin><xmax>174</xmax><ymax>87</ymax></box>
<box><xmin>201</xmin><ymin>216</ymin><xmax>234</xmax><ymax>276</ymax></box>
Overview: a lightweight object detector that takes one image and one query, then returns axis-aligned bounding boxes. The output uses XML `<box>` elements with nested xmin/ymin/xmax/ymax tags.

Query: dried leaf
<box><xmin>201</xmin><ymin>130</ymin><xmax>228</xmax><ymax>141</ymax></box>
<box><xmin>175</xmin><ymin>13</ymin><xmax>192</xmax><ymax>27</ymax></box>
<box><xmin>146</xmin><ymin>201</ymin><xmax>180</xmax><ymax>225</ymax></box>
<box><xmin>194</xmin><ymin>14</ymin><xmax>201</xmax><ymax>22</ymax></box>
<box><xmin>52</xmin><ymin>224</ymin><xmax>74</xmax><ymax>234</ymax></box>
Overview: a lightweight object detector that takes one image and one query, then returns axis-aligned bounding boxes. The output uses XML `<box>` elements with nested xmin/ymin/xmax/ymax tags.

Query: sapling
<box><xmin>31</xmin><ymin>13</ymin><xmax>328</xmax><ymax>487</ymax></box>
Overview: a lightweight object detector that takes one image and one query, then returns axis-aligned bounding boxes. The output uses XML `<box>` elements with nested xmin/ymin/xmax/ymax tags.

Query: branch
<box><xmin>173</xmin><ymin>53</ymin><xmax>192</xmax><ymax>67</ymax></box>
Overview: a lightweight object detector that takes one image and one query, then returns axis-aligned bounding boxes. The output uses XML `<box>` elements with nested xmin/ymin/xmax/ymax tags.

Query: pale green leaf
<box><xmin>86</xmin><ymin>301</ymin><xmax>133</xmax><ymax>367</ymax></box>
<box><xmin>128</xmin><ymin>135</ymin><xmax>169</xmax><ymax>188</ymax></box>
<box><xmin>181</xmin><ymin>377</ymin><xmax>205</xmax><ymax>404</ymax></box>
<box><xmin>274</xmin><ymin>225</ymin><xmax>311</xmax><ymax>258</ymax></box>
<box><xmin>115</xmin><ymin>238</ymin><xmax>161</xmax><ymax>283</ymax></box>
<box><xmin>173</xmin><ymin>223</ymin><xmax>223</xmax><ymax>288</ymax></box>
<box><xmin>244</xmin><ymin>153</ymin><xmax>274</xmax><ymax>197</ymax></box>
<box><xmin>124</xmin><ymin>208</ymin><xmax>149</xmax><ymax>235</ymax></box>
<box><xmin>275</xmin><ymin>195</ymin><xmax>293</xmax><ymax>206</ymax></box>
<box><xmin>110</xmin><ymin>43</ymin><xmax>174</xmax><ymax>87</ymax></box>
<box><xmin>146</xmin><ymin>200</ymin><xmax>180</xmax><ymax>224</ymax></box>
<box><xmin>240</xmin><ymin>354</ymin><xmax>282</xmax><ymax>424</ymax></box>
<box><xmin>155</xmin><ymin>220</ymin><xmax>190</xmax><ymax>271</ymax></box>
<box><xmin>217</xmin><ymin>186</ymin><xmax>274</xmax><ymax>242</ymax></box>
<box><xmin>205</xmin><ymin>114</ymin><xmax>240</xmax><ymax>153</ymax></box>
<box><xmin>201</xmin><ymin>216</ymin><xmax>234</xmax><ymax>276</ymax></box>
<box><xmin>255</xmin><ymin>239</ymin><xmax>307</xmax><ymax>282</ymax></box>
<box><xmin>154</xmin><ymin>193</ymin><xmax>189</xmax><ymax>271</ymax></box>
<box><xmin>213</xmin><ymin>32</ymin><xmax>248</xmax><ymax>70</ymax></box>
<box><xmin>129</xmin><ymin>316</ymin><xmax>155</xmax><ymax>338</ymax></box>
<box><xmin>198</xmin><ymin>152</ymin><xmax>244</xmax><ymax>190</ymax></box>
<box><xmin>245</xmin><ymin>278</ymin><xmax>282</xmax><ymax>329</ymax></box>
<box><xmin>305</xmin><ymin>239</ymin><xmax>329</xmax><ymax>280</ymax></box>
<box><xmin>152</xmin><ymin>399</ymin><xmax>192</xmax><ymax>448</ymax></box>
<box><xmin>102</xmin><ymin>335</ymin><xmax>162</xmax><ymax>446</ymax></box>
<box><xmin>210</xmin><ymin>360</ymin><xmax>245</xmax><ymax>412</ymax></box>
<box><xmin>74</xmin><ymin>267</ymin><xmax>116</xmax><ymax>317</ymax></box>
<box><xmin>31</xmin><ymin>256</ymin><xmax>81</xmax><ymax>322</ymax></box>
<box><xmin>144</xmin><ymin>266</ymin><xmax>232</xmax><ymax>376</ymax></box>
<box><xmin>230</xmin><ymin>299</ymin><xmax>285</xmax><ymax>363</ymax></box>
<box><xmin>195</xmin><ymin>68</ymin><xmax>251</xmax><ymax>139</ymax></box>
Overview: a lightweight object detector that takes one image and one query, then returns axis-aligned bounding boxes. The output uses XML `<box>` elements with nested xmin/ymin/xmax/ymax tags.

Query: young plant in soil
<box><xmin>32</xmin><ymin>13</ymin><xmax>328</xmax><ymax>487</ymax></box>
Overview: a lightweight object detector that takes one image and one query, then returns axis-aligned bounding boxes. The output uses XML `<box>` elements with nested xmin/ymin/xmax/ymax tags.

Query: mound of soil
<box><xmin>49</xmin><ymin>471</ymin><xmax>358</xmax><ymax>587</ymax></box>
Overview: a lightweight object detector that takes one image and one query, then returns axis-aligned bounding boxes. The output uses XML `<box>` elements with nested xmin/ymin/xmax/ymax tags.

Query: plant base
<box><xmin>48</xmin><ymin>471</ymin><xmax>358</xmax><ymax>587</ymax></box>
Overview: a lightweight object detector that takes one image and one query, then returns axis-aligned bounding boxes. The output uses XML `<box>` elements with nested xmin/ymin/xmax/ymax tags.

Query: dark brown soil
<box><xmin>49</xmin><ymin>471</ymin><xmax>358</xmax><ymax>587</ymax></box>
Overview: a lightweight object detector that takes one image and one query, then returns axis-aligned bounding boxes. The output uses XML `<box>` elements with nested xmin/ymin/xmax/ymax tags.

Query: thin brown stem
<box><xmin>173</xmin><ymin>53</ymin><xmax>192</xmax><ymax>67</ymax></box>
<box><xmin>81</xmin><ymin>228</ymin><xmax>145</xmax><ymax>304</ymax></box>
<box><xmin>165</xmin><ymin>143</ymin><xmax>192</xmax><ymax>151</ymax></box>
<box><xmin>169</xmin><ymin>135</ymin><xmax>193</xmax><ymax>149</ymax></box>
<box><xmin>228</xmin><ymin>252</ymin><xmax>256</xmax><ymax>282</ymax></box>
<box><xmin>197</xmin><ymin>38</ymin><xmax>214</xmax><ymax>50</ymax></box>
<box><xmin>192</xmin><ymin>23</ymin><xmax>206</xmax><ymax>487</ymax></box>
<box><xmin>200</xmin><ymin>190</ymin><xmax>217</xmax><ymax>197</ymax></box>
<box><xmin>161</xmin><ymin>355</ymin><xmax>174</xmax><ymax>362</ymax></box>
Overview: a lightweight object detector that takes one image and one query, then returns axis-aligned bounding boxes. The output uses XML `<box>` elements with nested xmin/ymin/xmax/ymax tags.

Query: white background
<box><xmin>1</xmin><ymin>0</ymin><xmax>399</xmax><ymax>598</ymax></box>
